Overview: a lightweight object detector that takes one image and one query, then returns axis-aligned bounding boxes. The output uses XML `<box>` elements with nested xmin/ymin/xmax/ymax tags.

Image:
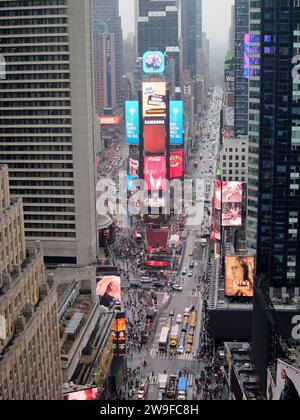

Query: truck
<box><xmin>166</xmin><ymin>375</ymin><xmax>178</xmax><ymax>400</ymax></box>
<box><xmin>158</xmin><ymin>374</ymin><xmax>168</xmax><ymax>393</ymax></box>
<box><xmin>169</xmin><ymin>324</ymin><xmax>179</xmax><ymax>347</ymax></box>
<box><xmin>177</xmin><ymin>377</ymin><xmax>187</xmax><ymax>400</ymax></box>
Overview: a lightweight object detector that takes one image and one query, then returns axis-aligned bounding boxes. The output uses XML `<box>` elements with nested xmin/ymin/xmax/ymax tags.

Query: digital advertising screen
<box><xmin>143</xmin><ymin>51</ymin><xmax>165</xmax><ymax>74</ymax></box>
<box><xmin>275</xmin><ymin>360</ymin><xmax>300</xmax><ymax>401</ymax></box>
<box><xmin>126</xmin><ymin>175</ymin><xmax>137</xmax><ymax>192</ymax></box>
<box><xmin>144</xmin><ymin>124</ymin><xmax>166</xmax><ymax>154</ymax></box>
<box><xmin>143</xmin><ymin>82</ymin><xmax>167</xmax><ymax>119</ymax></box>
<box><xmin>170</xmin><ymin>101</ymin><xmax>183</xmax><ymax>145</ymax></box>
<box><xmin>225</xmin><ymin>256</ymin><xmax>255</xmax><ymax>298</ymax></box>
<box><xmin>170</xmin><ymin>150</ymin><xmax>184</xmax><ymax>179</ymax></box>
<box><xmin>222</xmin><ymin>182</ymin><xmax>243</xmax><ymax>203</ymax></box>
<box><xmin>64</xmin><ymin>388</ymin><xmax>98</xmax><ymax>401</ymax></box>
<box><xmin>96</xmin><ymin>276</ymin><xmax>121</xmax><ymax>309</ymax></box>
<box><xmin>129</xmin><ymin>158</ymin><xmax>139</xmax><ymax>178</ymax></box>
<box><xmin>215</xmin><ymin>180</ymin><xmax>222</xmax><ymax>211</ymax></box>
<box><xmin>225</xmin><ymin>107</ymin><xmax>234</xmax><ymax>128</ymax></box>
<box><xmin>244</xmin><ymin>33</ymin><xmax>250</xmax><ymax>79</ymax></box>
<box><xmin>222</xmin><ymin>181</ymin><xmax>243</xmax><ymax>226</ymax></box>
<box><xmin>125</xmin><ymin>101</ymin><xmax>140</xmax><ymax>145</ymax></box>
<box><xmin>112</xmin><ymin>311</ymin><xmax>126</xmax><ymax>358</ymax></box>
<box><xmin>144</xmin><ymin>156</ymin><xmax>167</xmax><ymax>191</ymax></box>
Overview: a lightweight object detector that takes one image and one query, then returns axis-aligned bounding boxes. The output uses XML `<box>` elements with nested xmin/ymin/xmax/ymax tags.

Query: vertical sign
<box><xmin>126</xmin><ymin>101</ymin><xmax>140</xmax><ymax>145</ymax></box>
<box><xmin>244</xmin><ymin>34</ymin><xmax>250</xmax><ymax>79</ymax></box>
<box><xmin>170</xmin><ymin>101</ymin><xmax>183</xmax><ymax>145</ymax></box>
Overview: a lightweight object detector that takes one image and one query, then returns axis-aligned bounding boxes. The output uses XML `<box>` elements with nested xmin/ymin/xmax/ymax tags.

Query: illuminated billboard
<box><xmin>143</xmin><ymin>51</ymin><xmax>165</xmax><ymax>74</ymax></box>
<box><xmin>225</xmin><ymin>256</ymin><xmax>254</xmax><ymax>298</ymax></box>
<box><xmin>126</xmin><ymin>175</ymin><xmax>137</xmax><ymax>192</ymax></box>
<box><xmin>225</xmin><ymin>107</ymin><xmax>234</xmax><ymax>128</ymax></box>
<box><xmin>170</xmin><ymin>150</ymin><xmax>184</xmax><ymax>179</ymax></box>
<box><xmin>112</xmin><ymin>311</ymin><xmax>126</xmax><ymax>358</ymax></box>
<box><xmin>275</xmin><ymin>360</ymin><xmax>300</xmax><ymax>401</ymax></box>
<box><xmin>64</xmin><ymin>388</ymin><xmax>98</xmax><ymax>401</ymax></box>
<box><xmin>143</xmin><ymin>82</ymin><xmax>167</xmax><ymax>119</ymax></box>
<box><xmin>244</xmin><ymin>34</ymin><xmax>250</xmax><ymax>79</ymax></box>
<box><xmin>144</xmin><ymin>156</ymin><xmax>167</xmax><ymax>191</ymax></box>
<box><xmin>215</xmin><ymin>180</ymin><xmax>222</xmax><ymax>211</ymax></box>
<box><xmin>144</xmin><ymin>124</ymin><xmax>166</xmax><ymax>154</ymax></box>
<box><xmin>222</xmin><ymin>182</ymin><xmax>243</xmax><ymax>227</ymax></box>
<box><xmin>170</xmin><ymin>101</ymin><xmax>183</xmax><ymax>145</ymax></box>
<box><xmin>129</xmin><ymin>158</ymin><xmax>139</xmax><ymax>178</ymax></box>
<box><xmin>126</xmin><ymin>101</ymin><xmax>140</xmax><ymax>145</ymax></box>
<box><xmin>96</xmin><ymin>276</ymin><xmax>121</xmax><ymax>309</ymax></box>
<box><xmin>213</xmin><ymin>181</ymin><xmax>222</xmax><ymax>241</ymax></box>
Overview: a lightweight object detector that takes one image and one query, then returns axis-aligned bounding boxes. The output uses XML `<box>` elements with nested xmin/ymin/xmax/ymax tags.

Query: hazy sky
<box><xmin>119</xmin><ymin>0</ymin><xmax>234</xmax><ymax>48</ymax></box>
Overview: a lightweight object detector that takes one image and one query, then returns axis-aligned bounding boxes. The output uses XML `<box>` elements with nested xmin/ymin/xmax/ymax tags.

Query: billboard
<box><xmin>126</xmin><ymin>175</ymin><xmax>137</xmax><ymax>192</ymax></box>
<box><xmin>144</xmin><ymin>124</ymin><xmax>166</xmax><ymax>154</ymax></box>
<box><xmin>225</xmin><ymin>107</ymin><xmax>234</xmax><ymax>128</ymax></box>
<box><xmin>244</xmin><ymin>34</ymin><xmax>250</xmax><ymax>79</ymax></box>
<box><xmin>170</xmin><ymin>101</ymin><xmax>183</xmax><ymax>145</ymax></box>
<box><xmin>129</xmin><ymin>158</ymin><xmax>139</xmax><ymax>177</ymax></box>
<box><xmin>126</xmin><ymin>101</ymin><xmax>140</xmax><ymax>145</ymax></box>
<box><xmin>225</xmin><ymin>256</ymin><xmax>255</xmax><ymax>298</ymax></box>
<box><xmin>0</xmin><ymin>315</ymin><xmax>6</xmax><ymax>340</ymax></box>
<box><xmin>112</xmin><ymin>311</ymin><xmax>126</xmax><ymax>358</ymax></box>
<box><xmin>143</xmin><ymin>82</ymin><xmax>167</xmax><ymax>119</ymax></box>
<box><xmin>170</xmin><ymin>150</ymin><xmax>184</xmax><ymax>179</ymax></box>
<box><xmin>222</xmin><ymin>182</ymin><xmax>243</xmax><ymax>227</ymax></box>
<box><xmin>144</xmin><ymin>156</ymin><xmax>167</xmax><ymax>191</ymax></box>
<box><xmin>143</xmin><ymin>51</ymin><xmax>165</xmax><ymax>74</ymax></box>
<box><xmin>215</xmin><ymin>180</ymin><xmax>222</xmax><ymax>211</ymax></box>
<box><xmin>96</xmin><ymin>276</ymin><xmax>121</xmax><ymax>309</ymax></box>
<box><xmin>275</xmin><ymin>360</ymin><xmax>300</xmax><ymax>401</ymax></box>
<box><xmin>64</xmin><ymin>388</ymin><xmax>98</xmax><ymax>401</ymax></box>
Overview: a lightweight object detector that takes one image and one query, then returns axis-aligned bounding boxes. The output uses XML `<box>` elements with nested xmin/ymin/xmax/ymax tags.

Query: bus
<box><xmin>169</xmin><ymin>324</ymin><xmax>179</xmax><ymax>348</ymax></box>
<box><xmin>159</xmin><ymin>326</ymin><xmax>170</xmax><ymax>351</ymax></box>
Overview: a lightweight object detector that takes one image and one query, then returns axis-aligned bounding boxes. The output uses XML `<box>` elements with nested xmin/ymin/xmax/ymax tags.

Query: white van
<box><xmin>176</xmin><ymin>314</ymin><xmax>182</xmax><ymax>324</ymax></box>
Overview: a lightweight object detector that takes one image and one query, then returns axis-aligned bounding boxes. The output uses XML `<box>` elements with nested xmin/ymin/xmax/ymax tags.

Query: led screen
<box><xmin>275</xmin><ymin>360</ymin><xmax>300</xmax><ymax>401</ymax></box>
<box><xmin>64</xmin><ymin>388</ymin><xmax>98</xmax><ymax>401</ymax></box>
<box><xmin>143</xmin><ymin>82</ymin><xmax>167</xmax><ymax>119</ymax></box>
<box><xmin>143</xmin><ymin>51</ymin><xmax>165</xmax><ymax>74</ymax></box>
<box><xmin>144</xmin><ymin>156</ymin><xmax>167</xmax><ymax>191</ymax></box>
<box><xmin>225</xmin><ymin>256</ymin><xmax>254</xmax><ymax>298</ymax></box>
<box><xmin>170</xmin><ymin>150</ymin><xmax>184</xmax><ymax>179</ymax></box>
<box><xmin>126</xmin><ymin>101</ymin><xmax>140</xmax><ymax>145</ymax></box>
<box><xmin>96</xmin><ymin>276</ymin><xmax>121</xmax><ymax>309</ymax></box>
<box><xmin>129</xmin><ymin>158</ymin><xmax>139</xmax><ymax>178</ymax></box>
<box><xmin>170</xmin><ymin>101</ymin><xmax>183</xmax><ymax>145</ymax></box>
<box><xmin>144</xmin><ymin>124</ymin><xmax>166</xmax><ymax>154</ymax></box>
<box><xmin>222</xmin><ymin>182</ymin><xmax>243</xmax><ymax>227</ymax></box>
<box><xmin>112</xmin><ymin>312</ymin><xmax>126</xmax><ymax>358</ymax></box>
<box><xmin>222</xmin><ymin>182</ymin><xmax>243</xmax><ymax>203</ymax></box>
<box><xmin>244</xmin><ymin>33</ymin><xmax>250</xmax><ymax>79</ymax></box>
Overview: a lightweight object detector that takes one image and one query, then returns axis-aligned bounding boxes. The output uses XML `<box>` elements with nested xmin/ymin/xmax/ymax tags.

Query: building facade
<box><xmin>247</xmin><ymin>0</ymin><xmax>300</xmax><ymax>287</ymax></box>
<box><xmin>234</xmin><ymin>0</ymin><xmax>249</xmax><ymax>137</ymax></box>
<box><xmin>0</xmin><ymin>0</ymin><xmax>98</xmax><ymax>266</ymax></box>
<box><xmin>93</xmin><ymin>0</ymin><xmax>123</xmax><ymax>106</ymax></box>
<box><xmin>220</xmin><ymin>138</ymin><xmax>248</xmax><ymax>183</ymax></box>
<box><xmin>0</xmin><ymin>165</ymin><xmax>62</xmax><ymax>400</ymax></box>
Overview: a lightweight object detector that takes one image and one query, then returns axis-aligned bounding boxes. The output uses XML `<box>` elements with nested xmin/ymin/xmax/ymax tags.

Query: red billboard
<box><xmin>144</xmin><ymin>156</ymin><xmax>166</xmax><ymax>191</ymax></box>
<box><xmin>170</xmin><ymin>150</ymin><xmax>184</xmax><ymax>179</ymax></box>
<box><xmin>144</xmin><ymin>124</ymin><xmax>166</xmax><ymax>154</ymax></box>
<box><xmin>64</xmin><ymin>388</ymin><xmax>98</xmax><ymax>401</ymax></box>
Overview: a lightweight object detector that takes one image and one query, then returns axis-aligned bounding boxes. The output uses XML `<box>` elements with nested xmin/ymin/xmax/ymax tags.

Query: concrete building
<box><xmin>0</xmin><ymin>165</ymin><xmax>62</xmax><ymax>400</ymax></box>
<box><xmin>93</xmin><ymin>0</ymin><xmax>123</xmax><ymax>106</ymax></box>
<box><xmin>220</xmin><ymin>138</ymin><xmax>248</xmax><ymax>183</ymax></box>
<box><xmin>123</xmin><ymin>33</ymin><xmax>137</xmax><ymax>76</ymax></box>
<box><xmin>0</xmin><ymin>0</ymin><xmax>99</xmax><ymax>266</ymax></box>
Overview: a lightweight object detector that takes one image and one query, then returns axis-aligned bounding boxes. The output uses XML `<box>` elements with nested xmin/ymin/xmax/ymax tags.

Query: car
<box><xmin>137</xmin><ymin>390</ymin><xmax>146</xmax><ymax>400</ymax></box>
<box><xmin>184</xmin><ymin>307</ymin><xmax>190</xmax><ymax>317</ymax></box>
<box><xmin>181</xmin><ymin>324</ymin><xmax>188</xmax><ymax>333</ymax></box>
<box><xmin>176</xmin><ymin>314</ymin><xmax>182</xmax><ymax>324</ymax></box>
<box><xmin>177</xmin><ymin>345</ymin><xmax>184</xmax><ymax>354</ymax></box>
<box><xmin>182</xmin><ymin>267</ymin><xmax>187</xmax><ymax>275</ymax></box>
<box><xmin>189</xmin><ymin>251</ymin><xmax>193</xmax><ymax>257</ymax></box>
<box><xmin>172</xmin><ymin>284</ymin><xmax>183</xmax><ymax>292</ymax></box>
<box><xmin>185</xmin><ymin>344</ymin><xmax>192</xmax><ymax>354</ymax></box>
<box><xmin>187</xmin><ymin>335</ymin><xmax>194</xmax><ymax>345</ymax></box>
<box><xmin>189</xmin><ymin>260</ymin><xmax>195</xmax><ymax>269</ymax></box>
<box><xmin>188</xmin><ymin>271</ymin><xmax>193</xmax><ymax>278</ymax></box>
<box><xmin>169</xmin><ymin>309</ymin><xmax>175</xmax><ymax>318</ymax></box>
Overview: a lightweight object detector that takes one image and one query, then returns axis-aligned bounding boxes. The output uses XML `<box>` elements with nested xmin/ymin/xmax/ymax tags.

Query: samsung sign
<box><xmin>143</xmin><ymin>51</ymin><xmax>165</xmax><ymax>74</ymax></box>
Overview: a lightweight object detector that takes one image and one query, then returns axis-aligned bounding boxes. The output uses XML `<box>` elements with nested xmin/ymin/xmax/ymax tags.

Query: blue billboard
<box><xmin>125</xmin><ymin>101</ymin><xmax>140</xmax><ymax>145</ymax></box>
<box><xmin>143</xmin><ymin>51</ymin><xmax>165</xmax><ymax>74</ymax></box>
<box><xmin>170</xmin><ymin>101</ymin><xmax>183</xmax><ymax>145</ymax></box>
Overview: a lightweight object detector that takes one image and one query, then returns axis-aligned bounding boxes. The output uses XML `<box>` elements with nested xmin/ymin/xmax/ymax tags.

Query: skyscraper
<box><xmin>0</xmin><ymin>0</ymin><xmax>98</xmax><ymax>266</ymax></box>
<box><xmin>93</xmin><ymin>0</ymin><xmax>123</xmax><ymax>106</ymax></box>
<box><xmin>181</xmin><ymin>0</ymin><xmax>202</xmax><ymax>79</ymax></box>
<box><xmin>0</xmin><ymin>165</ymin><xmax>62</xmax><ymax>400</ymax></box>
<box><xmin>247</xmin><ymin>0</ymin><xmax>300</xmax><ymax>288</ymax></box>
<box><xmin>138</xmin><ymin>0</ymin><xmax>181</xmax><ymax>91</ymax></box>
<box><xmin>234</xmin><ymin>0</ymin><xmax>249</xmax><ymax>137</ymax></box>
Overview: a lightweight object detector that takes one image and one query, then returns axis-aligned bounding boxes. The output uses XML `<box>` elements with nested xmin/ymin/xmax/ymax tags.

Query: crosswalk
<box><xmin>149</xmin><ymin>348</ymin><xmax>195</xmax><ymax>361</ymax></box>
<box><xmin>187</xmin><ymin>290</ymin><xmax>202</xmax><ymax>298</ymax></box>
<box><xmin>148</xmin><ymin>374</ymin><xmax>194</xmax><ymax>386</ymax></box>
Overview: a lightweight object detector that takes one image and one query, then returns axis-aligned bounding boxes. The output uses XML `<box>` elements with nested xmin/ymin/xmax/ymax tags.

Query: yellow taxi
<box><xmin>187</xmin><ymin>335</ymin><xmax>194</xmax><ymax>345</ymax></box>
<box><xmin>185</xmin><ymin>344</ymin><xmax>192</xmax><ymax>354</ymax></box>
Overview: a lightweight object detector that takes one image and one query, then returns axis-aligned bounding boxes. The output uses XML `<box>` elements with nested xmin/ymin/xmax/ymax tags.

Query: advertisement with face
<box><xmin>96</xmin><ymin>276</ymin><xmax>121</xmax><ymax>309</ymax></box>
<box><xmin>222</xmin><ymin>202</ymin><xmax>242</xmax><ymax>227</ymax></box>
<box><xmin>143</xmin><ymin>82</ymin><xmax>167</xmax><ymax>119</ymax></box>
<box><xmin>126</xmin><ymin>101</ymin><xmax>140</xmax><ymax>145</ymax></box>
<box><xmin>275</xmin><ymin>360</ymin><xmax>300</xmax><ymax>401</ymax></box>
<box><xmin>225</xmin><ymin>256</ymin><xmax>254</xmax><ymax>298</ymax></box>
<box><xmin>170</xmin><ymin>150</ymin><xmax>184</xmax><ymax>179</ymax></box>
<box><xmin>170</xmin><ymin>101</ymin><xmax>183</xmax><ymax>145</ymax></box>
<box><xmin>144</xmin><ymin>156</ymin><xmax>167</xmax><ymax>191</ymax></box>
<box><xmin>143</xmin><ymin>51</ymin><xmax>165</xmax><ymax>74</ymax></box>
<box><xmin>144</xmin><ymin>124</ymin><xmax>166</xmax><ymax>154</ymax></box>
<box><xmin>129</xmin><ymin>158</ymin><xmax>139</xmax><ymax>178</ymax></box>
<box><xmin>64</xmin><ymin>388</ymin><xmax>98</xmax><ymax>401</ymax></box>
<box><xmin>222</xmin><ymin>182</ymin><xmax>243</xmax><ymax>227</ymax></box>
<box><xmin>222</xmin><ymin>182</ymin><xmax>243</xmax><ymax>203</ymax></box>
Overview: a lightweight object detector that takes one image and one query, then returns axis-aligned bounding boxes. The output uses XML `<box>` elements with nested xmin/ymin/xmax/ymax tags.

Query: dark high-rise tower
<box><xmin>234</xmin><ymin>0</ymin><xmax>249</xmax><ymax>137</ymax></box>
<box><xmin>93</xmin><ymin>0</ymin><xmax>123</xmax><ymax>106</ymax></box>
<box><xmin>181</xmin><ymin>0</ymin><xmax>202</xmax><ymax>79</ymax></box>
<box><xmin>138</xmin><ymin>0</ymin><xmax>181</xmax><ymax>91</ymax></box>
<box><xmin>247</xmin><ymin>0</ymin><xmax>300</xmax><ymax>288</ymax></box>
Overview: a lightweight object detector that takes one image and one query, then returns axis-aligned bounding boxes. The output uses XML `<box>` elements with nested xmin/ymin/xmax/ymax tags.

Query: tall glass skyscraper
<box><xmin>248</xmin><ymin>0</ymin><xmax>300</xmax><ymax>288</ymax></box>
